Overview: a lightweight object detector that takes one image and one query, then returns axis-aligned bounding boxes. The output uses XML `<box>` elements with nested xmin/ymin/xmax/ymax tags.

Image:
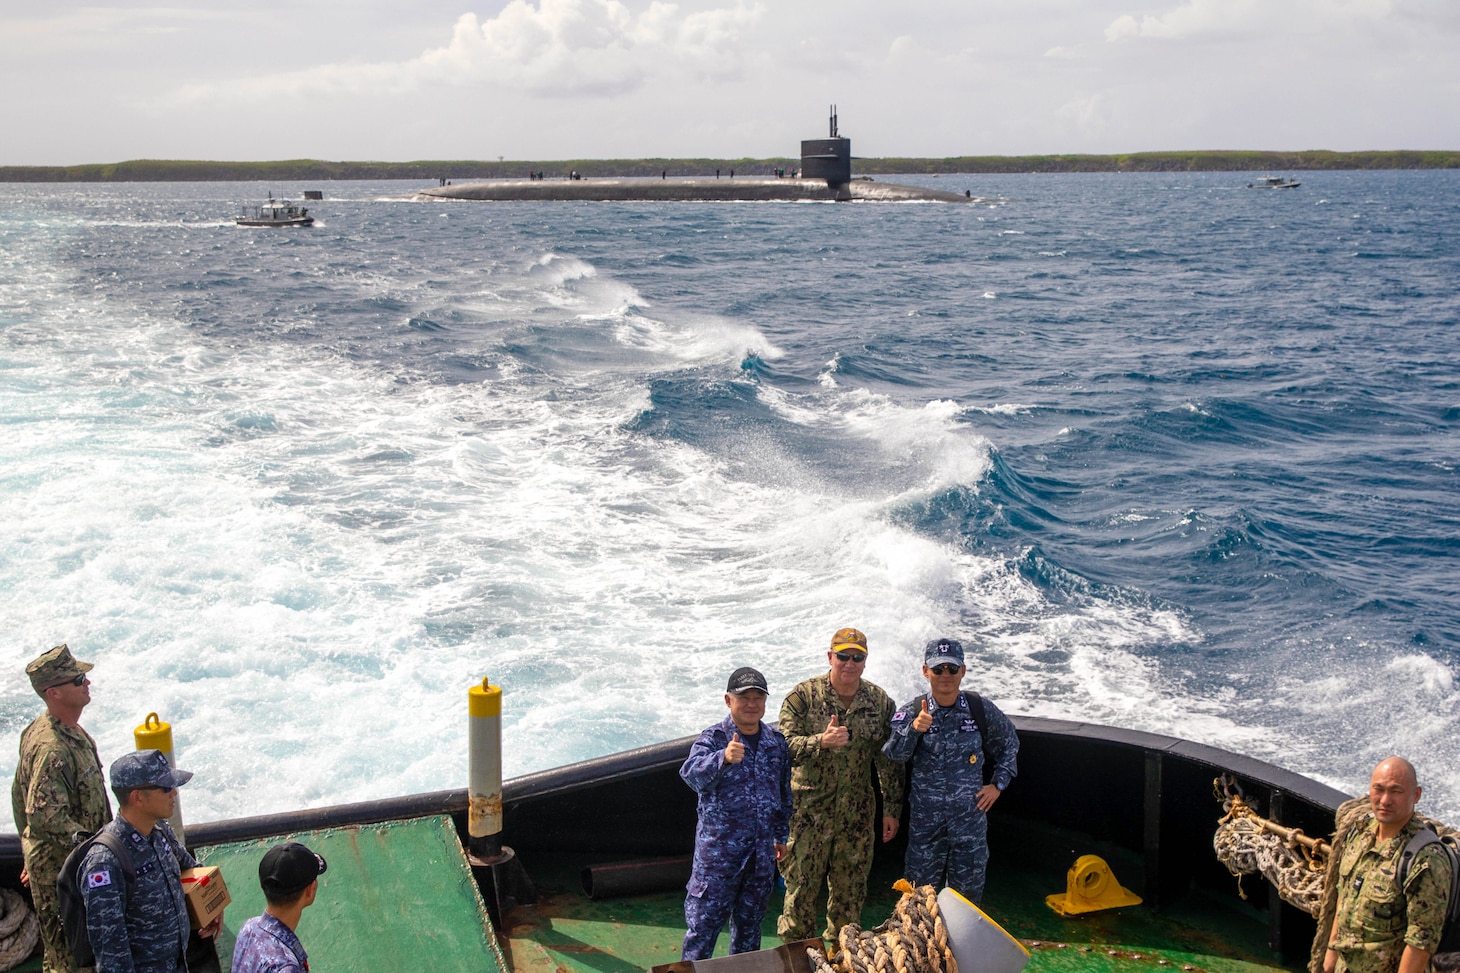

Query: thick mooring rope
<box><xmin>0</xmin><ymin>888</ymin><xmax>39</xmax><ymax>972</ymax></box>
<box><xmin>1213</xmin><ymin>792</ymin><xmax>1327</xmax><ymax>916</ymax></box>
<box><xmin>807</xmin><ymin>882</ymin><xmax>957</xmax><ymax>973</ymax></box>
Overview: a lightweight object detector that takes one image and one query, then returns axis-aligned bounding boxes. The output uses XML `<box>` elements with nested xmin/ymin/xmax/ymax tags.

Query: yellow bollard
<box><xmin>134</xmin><ymin>712</ymin><xmax>185</xmax><ymax>836</ymax></box>
<box><xmin>468</xmin><ymin>678</ymin><xmax>503</xmax><ymax>856</ymax></box>
<box><xmin>1045</xmin><ymin>855</ymin><xmax>1143</xmax><ymax>916</ymax></box>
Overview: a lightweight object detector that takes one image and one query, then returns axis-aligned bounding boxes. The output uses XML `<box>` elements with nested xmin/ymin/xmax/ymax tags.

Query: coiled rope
<box><xmin>807</xmin><ymin>881</ymin><xmax>957</xmax><ymax>973</ymax></box>
<box><xmin>0</xmin><ymin>888</ymin><xmax>39</xmax><ymax>972</ymax></box>
<box><xmin>1212</xmin><ymin>776</ymin><xmax>1327</xmax><ymax>916</ymax></box>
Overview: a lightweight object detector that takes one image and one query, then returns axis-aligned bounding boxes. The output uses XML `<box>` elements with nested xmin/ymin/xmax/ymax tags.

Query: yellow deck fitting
<box><xmin>1045</xmin><ymin>855</ymin><xmax>1144</xmax><ymax>916</ymax></box>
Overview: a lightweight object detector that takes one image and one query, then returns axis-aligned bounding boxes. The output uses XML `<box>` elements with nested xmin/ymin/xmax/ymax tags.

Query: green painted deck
<box><xmin>196</xmin><ymin>815</ymin><xmax>502</xmax><ymax>972</ymax></box>
<box><xmin>499</xmin><ymin>845</ymin><xmax>1293</xmax><ymax>973</ymax></box>
<box><xmin>8</xmin><ymin>817</ymin><xmax>1298</xmax><ymax>973</ymax></box>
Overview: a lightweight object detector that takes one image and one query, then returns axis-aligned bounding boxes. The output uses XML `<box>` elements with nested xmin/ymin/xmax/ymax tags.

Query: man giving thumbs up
<box><xmin>776</xmin><ymin>627</ymin><xmax>905</xmax><ymax>944</ymax></box>
<box><xmin>679</xmin><ymin>667</ymin><xmax>792</xmax><ymax>960</ymax></box>
<box><xmin>882</xmin><ymin>637</ymin><xmax>1019</xmax><ymax>904</ymax></box>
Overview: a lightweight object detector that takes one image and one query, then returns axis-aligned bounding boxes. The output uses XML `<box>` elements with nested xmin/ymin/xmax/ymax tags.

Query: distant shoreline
<box><xmin>2</xmin><ymin>150</ymin><xmax>1457</xmax><ymax>183</ymax></box>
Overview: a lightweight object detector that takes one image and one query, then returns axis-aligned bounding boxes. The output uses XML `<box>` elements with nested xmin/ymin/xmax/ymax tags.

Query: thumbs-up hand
<box><xmin>821</xmin><ymin>714</ymin><xmax>850</xmax><ymax>750</ymax></box>
<box><xmin>724</xmin><ymin>732</ymin><xmax>745</xmax><ymax>764</ymax></box>
<box><xmin>912</xmin><ymin>698</ymin><xmax>933</xmax><ymax>733</ymax></box>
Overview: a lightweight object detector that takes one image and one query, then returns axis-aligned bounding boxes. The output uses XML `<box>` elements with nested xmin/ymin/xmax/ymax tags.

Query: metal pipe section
<box><xmin>468</xmin><ymin>677</ymin><xmax>503</xmax><ymax>857</ymax></box>
<box><xmin>134</xmin><ymin>712</ymin><xmax>185</xmax><ymax>837</ymax></box>
<box><xmin>580</xmin><ymin>856</ymin><xmax>693</xmax><ymax>900</ymax></box>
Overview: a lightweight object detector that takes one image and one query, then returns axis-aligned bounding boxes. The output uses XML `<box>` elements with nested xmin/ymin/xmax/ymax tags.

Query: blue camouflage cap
<box><xmin>110</xmin><ymin>750</ymin><xmax>194</xmax><ymax>790</ymax></box>
<box><xmin>924</xmin><ymin>638</ymin><xmax>965</xmax><ymax>667</ymax></box>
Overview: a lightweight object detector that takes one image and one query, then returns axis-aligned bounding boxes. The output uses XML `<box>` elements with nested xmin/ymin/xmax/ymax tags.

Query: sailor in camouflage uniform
<box><xmin>12</xmin><ymin>643</ymin><xmax>113</xmax><ymax>973</ymax></box>
<box><xmin>777</xmin><ymin>628</ymin><xmax>905</xmax><ymax>943</ymax></box>
<box><xmin>679</xmin><ymin>667</ymin><xmax>792</xmax><ymax>960</ymax></box>
<box><xmin>1323</xmin><ymin>757</ymin><xmax>1453</xmax><ymax>973</ymax></box>
<box><xmin>79</xmin><ymin>751</ymin><xmax>221</xmax><ymax>973</ymax></box>
<box><xmin>231</xmin><ymin>841</ymin><xmax>328</xmax><ymax>973</ymax></box>
<box><xmin>883</xmin><ymin>638</ymin><xmax>1018</xmax><ymax>904</ymax></box>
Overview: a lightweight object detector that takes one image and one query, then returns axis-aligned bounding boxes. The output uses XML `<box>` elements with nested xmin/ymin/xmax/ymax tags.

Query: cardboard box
<box><xmin>180</xmin><ymin>866</ymin><xmax>231</xmax><ymax>929</ymax></box>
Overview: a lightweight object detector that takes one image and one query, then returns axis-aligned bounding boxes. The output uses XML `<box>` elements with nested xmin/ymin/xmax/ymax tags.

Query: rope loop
<box><xmin>1213</xmin><ymin>792</ymin><xmax>1327</xmax><ymax>915</ymax></box>
<box><xmin>810</xmin><ymin>883</ymin><xmax>958</xmax><ymax>973</ymax></box>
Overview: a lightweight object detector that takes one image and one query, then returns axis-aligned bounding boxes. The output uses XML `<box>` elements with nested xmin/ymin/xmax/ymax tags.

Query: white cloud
<box><xmin>168</xmin><ymin>0</ymin><xmax>763</xmax><ymax>104</ymax></box>
<box><xmin>1105</xmin><ymin>0</ymin><xmax>1392</xmax><ymax>42</ymax></box>
<box><xmin>1056</xmin><ymin>92</ymin><xmax>1117</xmax><ymax>136</ymax></box>
<box><xmin>0</xmin><ymin>7</ymin><xmax>230</xmax><ymax>53</ymax></box>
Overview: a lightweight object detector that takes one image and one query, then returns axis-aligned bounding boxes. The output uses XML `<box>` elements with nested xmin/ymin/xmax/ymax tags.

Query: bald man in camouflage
<box><xmin>12</xmin><ymin>644</ymin><xmax>113</xmax><ymax>973</ymax></box>
<box><xmin>1321</xmin><ymin>756</ymin><xmax>1453</xmax><ymax>973</ymax></box>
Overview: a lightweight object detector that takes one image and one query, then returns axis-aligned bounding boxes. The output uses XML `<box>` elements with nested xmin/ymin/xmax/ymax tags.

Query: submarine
<box><xmin>416</xmin><ymin>108</ymin><xmax>975</xmax><ymax>204</ymax></box>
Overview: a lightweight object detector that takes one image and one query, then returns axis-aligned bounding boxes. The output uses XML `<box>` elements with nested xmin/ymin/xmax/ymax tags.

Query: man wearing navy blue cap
<box><xmin>883</xmin><ymin>637</ymin><xmax>1019</xmax><ymax>903</ymax></box>
<box><xmin>79</xmin><ymin>750</ymin><xmax>221</xmax><ymax>973</ymax></box>
<box><xmin>231</xmin><ymin>841</ymin><xmax>328</xmax><ymax>973</ymax></box>
<box><xmin>679</xmin><ymin>666</ymin><xmax>792</xmax><ymax>960</ymax></box>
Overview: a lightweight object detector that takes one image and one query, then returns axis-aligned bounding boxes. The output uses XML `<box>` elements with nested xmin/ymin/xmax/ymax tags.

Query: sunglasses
<box><xmin>135</xmin><ymin>785</ymin><xmax>176</xmax><ymax>794</ymax></box>
<box><xmin>50</xmin><ymin>673</ymin><xmax>88</xmax><ymax>689</ymax></box>
<box><xmin>834</xmin><ymin>652</ymin><xmax>867</xmax><ymax>664</ymax></box>
<box><xmin>929</xmin><ymin>664</ymin><xmax>960</xmax><ymax>675</ymax></box>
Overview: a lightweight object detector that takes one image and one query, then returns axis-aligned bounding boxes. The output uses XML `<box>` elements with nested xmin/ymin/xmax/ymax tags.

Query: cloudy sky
<box><xmin>3</xmin><ymin>0</ymin><xmax>1457</xmax><ymax>165</ymax></box>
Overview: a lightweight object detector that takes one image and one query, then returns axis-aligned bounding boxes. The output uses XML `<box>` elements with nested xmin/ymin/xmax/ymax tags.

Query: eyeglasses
<box><xmin>929</xmin><ymin>664</ymin><xmax>961</xmax><ymax>676</ymax></box>
<box><xmin>834</xmin><ymin>652</ymin><xmax>867</xmax><ymax>664</ymax></box>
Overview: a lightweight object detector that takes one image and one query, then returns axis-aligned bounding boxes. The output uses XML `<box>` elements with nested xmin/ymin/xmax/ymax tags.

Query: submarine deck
<box><xmin>415</xmin><ymin>176</ymin><xmax>975</xmax><ymax>203</ymax></box>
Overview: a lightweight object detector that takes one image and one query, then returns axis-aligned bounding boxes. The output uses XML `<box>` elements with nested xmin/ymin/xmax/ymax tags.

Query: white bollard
<box><xmin>468</xmin><ymin>677</ymin><xmax>503</xmax><ymax>856</ymax></box>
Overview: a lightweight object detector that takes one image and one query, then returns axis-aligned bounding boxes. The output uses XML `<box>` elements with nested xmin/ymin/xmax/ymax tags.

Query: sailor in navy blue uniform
<box><xmin>79</xmin><ymin>750</ymin><xmax>221</xmax><ymax>973</ymax></box>
<box><xmin>679</xmin><ymin>667</ymin><xmax>793</xmax><ymax>960</ymax></box>
<box><xmin>231</xmin><ymin>841</ymin><xmax>328</xmax><ymax>973</ymax></box>
<box><xmin>883</xmin><ymin>638</ymin><xmax>1019</xmax><ymax>903</ymax></box>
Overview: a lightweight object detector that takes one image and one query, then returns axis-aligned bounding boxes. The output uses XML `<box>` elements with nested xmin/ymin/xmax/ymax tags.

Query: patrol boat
<box><xmin>234</xmin><ymin>195</ymin><xmax>314</xmax><ymax>227</ymax></box>
<box><xmin>0</xmin><ymin>714</ymin><xmax>1345</xmax><ymax>973</ymax></box>
<box><xmin>1247</xmin><ymin>176</ymin><xmax>1301</xmax><ymax>189</ymax></box>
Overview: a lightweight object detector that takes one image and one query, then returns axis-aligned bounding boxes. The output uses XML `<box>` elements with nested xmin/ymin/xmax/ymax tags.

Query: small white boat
<box><xmin>235</xmin><ymin>194</ymin><xmax>314</xmax><ymax>227</ymax></box>
<box><xmin>1247</xmin><ymin>175</ymin><xmax>1301</xmax><ymax>189</ymax></box>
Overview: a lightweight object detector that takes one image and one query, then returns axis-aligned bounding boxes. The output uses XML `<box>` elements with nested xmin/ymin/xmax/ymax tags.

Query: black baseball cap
<box><xmin>726</xmin><ymin>667</ymin><xmax>769</xmax><ymax>695</ymax></box>
<box><xmin>259</xmin><ymin>842</ymin><xmax>328</xmax><ymax>897</ymax></box>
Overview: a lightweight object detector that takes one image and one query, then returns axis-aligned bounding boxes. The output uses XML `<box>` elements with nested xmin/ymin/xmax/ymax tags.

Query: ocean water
<box><xmin>2</xmin><ymin>171</ymin><xmax>1457</xmax><ymax>831</ymax></box>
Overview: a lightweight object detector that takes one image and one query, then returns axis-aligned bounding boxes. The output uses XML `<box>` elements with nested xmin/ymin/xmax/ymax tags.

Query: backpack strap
<box><xmin>961</xmin><ymin>691</ymin><xmax>992</xmax><ymax>785</ymax></box>
<box><xmin>86</xmin><ymin>830</ymin><xmax>137</xmax><ymax>896</ymax></box>
<box><xmin>1397</xmin><ymin>826</ymin><xmax>1441</xmax><ymax>889</ymax></box>
<box><xmin>961</xmin><ymin>691</ymin><xmax>989</xmax><ymax>743</ymax></box>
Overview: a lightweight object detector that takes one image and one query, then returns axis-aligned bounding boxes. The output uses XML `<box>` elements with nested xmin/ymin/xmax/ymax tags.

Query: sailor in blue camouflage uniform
<box><xmin>79</xmin><ymin>751</ymin><xmax>221</xmax><ymax>973</ymax></box>
<box><xmin>679</xmin><ymin>667</ymin><xmax>793</xmax><ymax>960</ymax></box>
<box><xmin>232</xmin><ymin>841</ymin><xmax>328</xmax><ymax>973</ymax></box>
<box><xmin>883</xmin><ymin>638</ymin><xmax>1019</xmax><ymax>904</ymax></box>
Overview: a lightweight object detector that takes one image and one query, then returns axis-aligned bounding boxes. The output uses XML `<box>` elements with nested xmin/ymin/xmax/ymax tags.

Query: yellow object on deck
<box><xmin>134</xmin><ymin>712</ymin><xmax>184</xmax><ymax>836</ymax></box>
<box><xmin>1045</xmin><ymin>855</ymin><xmax>1143</xmax><ymax>916</ymax></box>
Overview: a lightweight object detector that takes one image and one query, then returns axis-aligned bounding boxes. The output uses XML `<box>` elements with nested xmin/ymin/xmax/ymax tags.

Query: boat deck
<box><xmin>504</xmin><ymin>820</ymin><xmax>1293</xmax><ymax>973</ymax></box>
<box><xmin>6</xmin><ymin>815</ymin><xmax>1296</xmax><ymax>973</ymax></box>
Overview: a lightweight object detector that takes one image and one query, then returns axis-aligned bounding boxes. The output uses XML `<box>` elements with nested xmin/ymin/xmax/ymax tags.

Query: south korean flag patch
<box><xmin>86</xmin><ymin>870</ymin><xmax>112</xmax><ymax>889</ymax></box>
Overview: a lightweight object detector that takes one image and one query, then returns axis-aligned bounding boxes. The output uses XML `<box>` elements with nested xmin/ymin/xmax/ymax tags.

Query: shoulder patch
<box><xmin>86</xmin><ymin>870</ymin><xmax>112</xmax><ymax>889</ymax></box>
